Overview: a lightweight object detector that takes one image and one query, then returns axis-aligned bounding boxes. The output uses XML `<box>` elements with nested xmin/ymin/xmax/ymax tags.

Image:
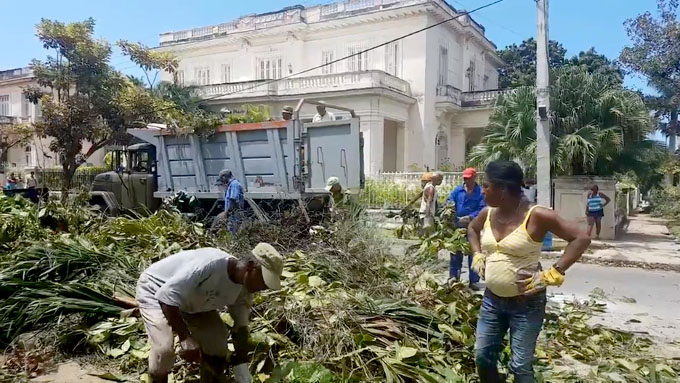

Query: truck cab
<box><xmin>90</xmin><ymin>143</ymin><xmax>161</xmax><ymax>215</ymax></box>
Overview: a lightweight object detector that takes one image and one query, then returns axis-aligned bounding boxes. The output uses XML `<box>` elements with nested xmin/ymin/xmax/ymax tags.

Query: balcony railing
<box><xmin>436</xmin><ymin>85</ymin><xmax>462</xmax><ymax>105</ymax></box>
<box><xmin>160</xmin><ymin>1</ymin><xmax>434</xmax><ymax>45</ymax></box>
<box><xmin>197</xmin><ymin>70</ymin><xmax>411</xmax><ymax>100</ymax></box>
<box><xmin>461</xmin><ymin>89</ymin><xmax>509</xmax><ymax>107</ymax></box>
<box><xmin>0</xmin><ymin>116</ymin><xmax>31</xmax><ymax>124</ymax></box>
<box><xmin>436</xmin><ymin>86</ymin><xmax>510</xmax><ymax>108</ymax></box>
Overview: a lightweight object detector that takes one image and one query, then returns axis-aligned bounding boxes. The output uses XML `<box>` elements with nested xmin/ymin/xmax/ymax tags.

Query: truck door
<box><xmin>304</xmin><ymin>117</ymin><xmax>361</xmax><ymax>192</ymax></box>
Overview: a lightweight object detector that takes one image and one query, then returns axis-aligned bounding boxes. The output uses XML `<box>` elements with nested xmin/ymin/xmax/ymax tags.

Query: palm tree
<box><xmin>153</xmin><ymin>81</ymin><xmax>204</xmax><ymax>114</ymax></box>
<box><xmin>469</xmin><ymin>66</ymin><xmax>661</xmax><ymax>179</ymax></box>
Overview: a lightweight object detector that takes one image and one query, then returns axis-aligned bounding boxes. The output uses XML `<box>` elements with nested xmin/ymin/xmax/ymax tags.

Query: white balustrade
<box><xmin>346</xmin><ymin>0</ymin><xmax>375</xmax><ymax>11</ymax></box>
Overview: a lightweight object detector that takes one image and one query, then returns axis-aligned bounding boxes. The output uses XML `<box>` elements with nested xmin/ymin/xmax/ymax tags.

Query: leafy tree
<box><xmin>569</xmin><ymin>48</ymin><xmax>623</xmax><ymax>86</ymax></box>
<box><xmin>118</xmin><ymin>42</ymin><xmax>221</xmax><ymax>134</ymax></box>
<box><xmin>24</xmin><ymin>18</ymin><xmax>124</xmax><ymax>194</ymax></box>
<box><xmin>0</xmin><ymin>124</ymin><xmax>34</xmax><ymax>168</ymax></box>
<box><xmin>24</xmin><ymin>19</ymin><xmax>182</xmax><ymax>196</ymax></box>
<box><xmin>117</xmin><ymin>40</ymin><xmax>177</xmax><ymax>89</ymax></box>
<box><xmin>497</xmin><ymin>38</ymin><xmax>567</xmax><ymax>88</ymax></box>
<box><xmin>469</xmin><ymin>66</ymin><xmax>661</xmax><ymax>179</ymax></box>
<box><xmin>620</xmin><ymin>0</ymin><xmax>680</xmax><ymax>152</ymax></box>
<box><xmin>499</xmin><ymin>39</ymin><xmax>624</xmax><ymax>88</ymax></box>
<box><xmin>153</xmin><ymin>81</ymin><xmax>203</xmax><ymax>114</ymax></box>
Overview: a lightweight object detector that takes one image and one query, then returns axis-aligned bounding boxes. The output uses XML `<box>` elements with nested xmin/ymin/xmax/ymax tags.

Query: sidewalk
<box><xmin>549</xmin><ymin>214</ymin><xmax>680</xmax><ymax>270</ymax></box>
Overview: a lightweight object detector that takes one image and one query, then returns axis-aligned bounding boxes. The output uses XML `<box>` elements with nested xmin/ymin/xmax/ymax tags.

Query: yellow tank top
<box><xmin>481</xmin><ymin>205</ymin><xmax>544</xmax><ymax>297</ymax></box>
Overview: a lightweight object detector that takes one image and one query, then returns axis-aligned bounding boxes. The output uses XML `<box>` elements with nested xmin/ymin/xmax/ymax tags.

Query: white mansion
<box><xmin>156</xmin><ymin>0</ymin><xmax>505</xmax><ymax>174</ymax></box>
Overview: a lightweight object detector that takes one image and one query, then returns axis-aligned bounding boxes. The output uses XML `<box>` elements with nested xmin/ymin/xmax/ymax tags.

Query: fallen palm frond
<box><xmin>0</xmin><ymin>202</ymin><xmax>678</xmax><ymax>382</ymax></box>
<box><xmin>0</xmin><ymin>280</ymin><xmax>127</xmax><ymax>343</ymax></box>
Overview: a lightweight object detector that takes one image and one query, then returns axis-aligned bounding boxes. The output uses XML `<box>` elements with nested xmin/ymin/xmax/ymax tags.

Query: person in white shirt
<box><xmin>26</xmin><ymin>171</ymin><xmax>37</xmax><ymax>189</ymax></box>
<box><xmin>136</xmin><ymin>243</ymin><xmax>284</xmax><ymax>383</ymax></box>
<box><xmin>312</xmin><ymin>105</ymin><xmax>335</xmax><ymax>122</ymax></box>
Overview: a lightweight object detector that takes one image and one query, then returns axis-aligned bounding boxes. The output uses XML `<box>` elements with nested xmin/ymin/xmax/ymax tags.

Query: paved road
<box><xmin>542</xmin><ymin>260</ymin><xmax>680</xmax><ymax>343</ymax></box>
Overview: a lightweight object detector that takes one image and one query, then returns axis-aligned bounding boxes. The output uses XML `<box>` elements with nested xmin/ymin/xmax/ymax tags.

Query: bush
<box><xmin>648</xmin><ymin>186</ymin><xmax>680</xmax><ymax>219</ymax></box>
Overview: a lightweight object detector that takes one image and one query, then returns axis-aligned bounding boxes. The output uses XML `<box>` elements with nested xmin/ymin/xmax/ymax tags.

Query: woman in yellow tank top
<box><xmin>467</xmin><ymin>161</ymin><xmax>591</xmax><ymax>383</ymax></box>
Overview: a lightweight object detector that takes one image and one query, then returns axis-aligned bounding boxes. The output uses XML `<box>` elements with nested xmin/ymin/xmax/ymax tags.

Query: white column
<box><xmin>360</xmin><ymin>116</ymin><xmax>384</xmax><ymax>175</ymax></box>
<box><xmin>449</xmin><ymin>128</ymin><xmax>466</xmax><ymax>170</ymax></box>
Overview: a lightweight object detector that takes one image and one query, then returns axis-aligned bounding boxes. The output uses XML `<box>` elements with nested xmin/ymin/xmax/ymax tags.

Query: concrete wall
<box><xmin>553</xmin><ymin>177</ymin><xmax>616</xmax><ymax>240</ymax></box>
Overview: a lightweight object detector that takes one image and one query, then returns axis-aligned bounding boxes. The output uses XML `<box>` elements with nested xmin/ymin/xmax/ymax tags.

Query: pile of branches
<box><xmin>0</xmin><ymin>196</ymin><xmax>678</xmax><ymax>383</ymax></box>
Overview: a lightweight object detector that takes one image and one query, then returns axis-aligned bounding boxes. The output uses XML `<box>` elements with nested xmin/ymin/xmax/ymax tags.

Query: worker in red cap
<box><xmin>445</xmin><ymin>167</ymin><xmax>486</xmax><ymax>290</ymax></box>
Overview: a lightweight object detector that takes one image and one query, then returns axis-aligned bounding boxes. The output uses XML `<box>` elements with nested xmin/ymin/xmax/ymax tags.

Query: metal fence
<box><xmin>360</xmin><ymin>172</ymin><xmax>467</xmax><ymax>209</ymax></box>
<box><xmin>1</xmin><ymin>167</ymin><xmax>107</xmax><ymax>191</ymax></box>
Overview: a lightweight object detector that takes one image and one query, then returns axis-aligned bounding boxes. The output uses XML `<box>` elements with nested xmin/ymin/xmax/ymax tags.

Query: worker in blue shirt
<box><xmin>446</xmin><ymin>167</ymin><xmax>486</xmax><ymax>290</ymax></box>
<box><xmin>218</xmin><ymin>169</ymin><xmax>245</xmax><ymax>234</ymax></box>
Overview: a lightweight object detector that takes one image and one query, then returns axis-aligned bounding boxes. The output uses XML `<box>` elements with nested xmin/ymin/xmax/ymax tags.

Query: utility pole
<box><xmin>535</xmin><ymin>0</ymin><xmax>551</xmax><ymax>208</ymax></box>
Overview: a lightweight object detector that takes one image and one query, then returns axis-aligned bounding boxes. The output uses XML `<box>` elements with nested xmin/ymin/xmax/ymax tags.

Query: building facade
<box><xmin>0</xmin><ymin>67</ymin><xmax>105</xmax><ymax>171</ymax></box>
<box><xmin>156</xmin><ymin>0</ymin><xmax>505</xmax><ymax>174</ymax></box>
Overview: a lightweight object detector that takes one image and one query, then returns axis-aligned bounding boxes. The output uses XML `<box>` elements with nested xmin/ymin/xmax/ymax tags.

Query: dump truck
<box><xmin>89</xmin><ymin>100</ymin><xmax>363</xmax><ymax>219</ymax></box>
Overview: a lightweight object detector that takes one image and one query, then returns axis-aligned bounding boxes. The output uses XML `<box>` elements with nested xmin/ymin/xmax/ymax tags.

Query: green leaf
<box><xmin>120</xmin><ymin>339</ymin><xmax>131</xmax><ymax>352</ymax></box>
<box><xmin>615</xmin><ymin>358</ymin><xmax>639</xmax><ymax>371</ymax></box>
<box><xmin>130</xmin><ymin>349</ymin><xmax>149</xmax><ymax>359</ymax></box>
<box><xmin>656</xmin><ymin>364</ymin><xmax>675</xmax><ymax>375</ymax></box>
<box><xmin>108</xmin><ymin>348</ymin><xmax>125</xmax><ymax>358</ymax></box>
<box><xmin>308</xmin><ymin>276</ymin><xmax>325</xmax><ymax>287</ymax></box>
<box><xmin>396</xmin><ymin>346</ymin><xmax>418</xmax><ymax>360</ymax></box>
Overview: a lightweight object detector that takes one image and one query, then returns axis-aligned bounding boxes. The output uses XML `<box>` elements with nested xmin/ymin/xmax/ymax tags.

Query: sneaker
<box><xmin>447</xmin><ymin>277</ymin><xmax>459</xmax><ymax>287</ymax></box>
<box><xmin>468</xmin><ymin>282</ymin><xmax>484</xmax><ymax>291</ymax></box>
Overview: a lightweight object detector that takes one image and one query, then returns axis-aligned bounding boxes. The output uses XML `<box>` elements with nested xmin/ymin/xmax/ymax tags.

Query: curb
<box><xmin>542</xmin><ymin>252</ymin><xmax>680</xmax><ymax>273</ymax></box>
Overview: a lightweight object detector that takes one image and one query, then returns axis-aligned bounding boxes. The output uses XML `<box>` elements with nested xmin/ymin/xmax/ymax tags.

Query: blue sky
<box><xmin>0</xmin><ymin>0</ymin><xmax>660</xmax><ymax>86</ymax></box>
<box><xmin>0</xmin><ymin>0</ymin><xmax>665</xmax><ymax>137</ymax></box>
<box><xmin>0</xmin><ymin>0</ymin><xmax>660</xmax><ymax>88</ymax></box>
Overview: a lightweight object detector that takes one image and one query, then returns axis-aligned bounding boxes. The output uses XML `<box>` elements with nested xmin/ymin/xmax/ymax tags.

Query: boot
<box><xmin>149</xmin><ymin>374</ymin><xmax>169</xmax><ymax>383</ymax></box>
<box><xmin>200</xmin><ymin>354</ymin><xmax>228</xmax><ymax>383</ymax></box>
<box><xmin>478</xmin><ymin>366</ymin><xmax>506</xmax><ymax>383</ymax></box>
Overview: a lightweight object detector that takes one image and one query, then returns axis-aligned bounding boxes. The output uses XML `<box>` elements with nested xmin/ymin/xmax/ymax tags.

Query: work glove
<box><xmin>516</xmin><ymin>267</ymin><xmax>564</xmax><ymax>295</ymax></box>
<box><xmin>234</xmin><ymin>363</ymin><xmax>252</xmax><ymax>383</ymax></box>
<box><xmin>178</xmin><ymin>337</ymin><xmax>201</xmax><ymax>364</ymax></box>
<box><xmin>471</xmin><ymin>252</ymin><xmax>486</xmax><ymax>280</ymax></box>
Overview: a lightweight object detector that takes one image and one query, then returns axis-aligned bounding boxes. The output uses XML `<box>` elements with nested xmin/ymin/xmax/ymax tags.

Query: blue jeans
<box><xmin>449</xmin><ymin>252</ymin><xmax>480</xmax><ymax>284</ymax></box>
<box><xmin>475</xmin><ymin>289</ymin><xmax>547</xmax><ymax>383</ymax></box>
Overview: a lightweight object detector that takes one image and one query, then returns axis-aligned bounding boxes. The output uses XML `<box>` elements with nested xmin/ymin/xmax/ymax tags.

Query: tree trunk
<box><xmin>671</xmin><ymin>110</ymin><xmax>679</xmax><ymax>153</ymax></box>
<box><xmin>61</xmin><ymin>161</ymin><xmax>77</xmax><ymax>203</ymax></box>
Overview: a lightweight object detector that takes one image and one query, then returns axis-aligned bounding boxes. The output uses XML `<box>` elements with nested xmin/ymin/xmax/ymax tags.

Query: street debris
<box><xmin>0</xmin><ymin>194</ymin><xmax>678</xmax><ymax>382</ymax></box>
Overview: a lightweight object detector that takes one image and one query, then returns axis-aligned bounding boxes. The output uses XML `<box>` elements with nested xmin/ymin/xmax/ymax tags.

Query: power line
<box><xmin>137</xmin><ymin>0</ymin><xmax>505</xmax><ymax>116</ymax></box>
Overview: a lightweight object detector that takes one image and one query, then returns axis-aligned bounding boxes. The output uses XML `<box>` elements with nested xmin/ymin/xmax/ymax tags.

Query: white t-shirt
<box><xmin>312</xmin><ymin>111</ymin><xmax>335</xmax><ymax>122</ymax></box>
<box><xmin>419</xmin><ymin>182</ymin><xmax>438</xmax><ymax>218</ymax></box>
<box><xmin>26</xmin><ymin>176</ymin><xmax>37</xmax><ymax>188</ymax></box>
<box><xmin>136</xmin><ymin>248</ymin><xmax>250</xmax><ymax>325</ymax></box>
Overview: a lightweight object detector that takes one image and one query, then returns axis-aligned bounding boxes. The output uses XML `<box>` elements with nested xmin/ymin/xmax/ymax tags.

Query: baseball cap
<box><xmin>282</xmin><ymin>106</ymin><xmax>293</xmax><ymax>114</ymax></box>
<box><xmin>325</xmin><ymin>176</ymin><xmax>341</xmax><ymax>191</ymax></box>
<box><xmin>251</xmin><ymin>243</ymin><xmax>284</xmax><ymax>290</ymax></box>
<box><xmin>462</xmin><ymin>168</ymin><xmax>477</xmax><ymax>179</ymax></box>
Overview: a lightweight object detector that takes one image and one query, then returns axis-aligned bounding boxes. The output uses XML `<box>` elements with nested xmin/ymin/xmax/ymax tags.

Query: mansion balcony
<box><xmin>197</xmin><ymin>70</ymin><xmax>413</xmax><ymax>102</ymax></box>
<box><xmin>436</xmin><ymin>85</ymin><xmax>511</xmax><ymax>109</ymax></box>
